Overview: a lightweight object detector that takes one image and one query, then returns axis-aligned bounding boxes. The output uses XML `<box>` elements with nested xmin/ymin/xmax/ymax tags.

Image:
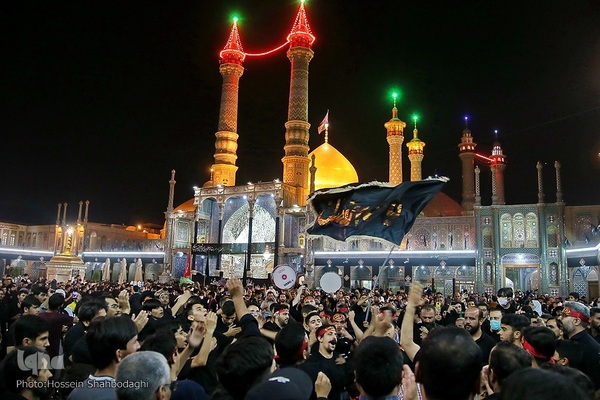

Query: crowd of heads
<box><xmin>0</xmin><ymin>273</ymin><xmax>599</xmax><ymax>400</ymax></box>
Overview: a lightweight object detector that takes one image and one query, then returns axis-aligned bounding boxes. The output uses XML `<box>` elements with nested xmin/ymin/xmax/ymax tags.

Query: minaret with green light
<box><xmin>490</xmin><ymin>130</ymin><xmax>506</xmax><ymax>205</ymax></box>
<box><xmin>458</xmin><ymin>116</ymin><xmax>477</xmax><ymax>211</ymax></box>
<box><xmin>211</xmin><ymin>16</ymin><xmax>245</xmax><ymax>187</ymax></box>
<box><xmin>282</xmin><ymin>0</ymin><xmax>315</xmax><ymax>206</ymax></box>
<box><xmin>407</xmin><ymin>115</ymin><xmax>426</xmax><ymax>181</ymax></box>
<box><xmin>385</xmin><ymin>93</ymin><xmax>406</xmax><ymax>185</ymax></box>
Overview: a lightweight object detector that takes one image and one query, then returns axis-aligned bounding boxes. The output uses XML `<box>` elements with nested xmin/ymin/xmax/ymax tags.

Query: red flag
<box><xmin>184</xmin><ymin>251</ymin><xmax>192</xmax><ymax>278</ymax></box>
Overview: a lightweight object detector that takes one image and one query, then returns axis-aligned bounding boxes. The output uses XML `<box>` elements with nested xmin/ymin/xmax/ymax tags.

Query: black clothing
<box><xmin>63</xmin><ymin>322</ymin><xmax>86</xmax><ymax>363</ymax></box>
<box><xmin>570</xmin><ymin>330</ymin><xmax>600</xmax><ymax>389</ymax></box>
<box><xmin>181</xmin><ymin>331</ymin><xmax>232</xmax><ymax>396</ymax></box>
<box><xmin>475</xmin><ymin>332</ymin><xmax>497</xmax><ymax>366</ymax></box>
<box><xmin>350</xmin><ymin>304</ymin><xmax>370</xmax><ymax>332</ymax></box>
<box><xmin>302</xmin><ymin>351</ymin><xmax>354</xmax><ymax>400</ymax></box>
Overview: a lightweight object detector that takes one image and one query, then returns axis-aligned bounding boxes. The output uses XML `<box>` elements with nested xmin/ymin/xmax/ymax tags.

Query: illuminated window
<box><xmin>513</xmin><ymin>214</ymin><xmax>525</xmax><ymax>248</ymax></box>
<box><xmin>525</xmin><ymin>213</ymin><xmax>538</xmax><ymax>247</ymax></box>
<box><xmin>501</xmin><ymin>214</ymin><xmax>512</xmax><ymax>247</ymax></box>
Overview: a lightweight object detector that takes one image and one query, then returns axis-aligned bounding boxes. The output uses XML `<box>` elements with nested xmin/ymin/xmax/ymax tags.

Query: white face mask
<box><xmin>498</xmin><ymin>298</ymin><xmax>509</xmax><ymax>307</ymax></box>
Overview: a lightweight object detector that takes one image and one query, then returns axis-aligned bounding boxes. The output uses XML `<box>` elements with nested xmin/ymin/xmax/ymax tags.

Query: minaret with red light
<box><xmin>282</xmin><ymin>1</ymin><xmax>315</xmax><ymax>206</ymax></box>
<box><xmin>211</xmin><ymin>17</ymin><xmax>245</xmax><ymax>187</ymax></box>
<box><xmin>458</xmin><ymin>117</ymin><xmax>477</xmax><ymax>211</ymax></box>
<box><xmin>385</xmin><ymin>94</ymin><xmax>406</xmax><ymax>185</ymax></box>
<box><xmin>407</xmin><ymin>116</ymin><xmax>425</xmax><ymax>181</ymax></box>
<box><xmin>490</xmin><ymin>131</ymin><xmax>506</xmax><ymax>205</ymax></box>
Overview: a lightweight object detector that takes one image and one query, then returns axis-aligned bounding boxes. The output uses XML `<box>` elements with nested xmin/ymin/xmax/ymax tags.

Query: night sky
<box><xmin>2</xmin><ymin>1</ymin><xmax>600</xmax><ymax>227</ymax></box>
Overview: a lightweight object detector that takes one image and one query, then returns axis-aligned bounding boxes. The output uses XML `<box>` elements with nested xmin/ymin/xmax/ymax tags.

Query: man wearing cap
<box><xmin>305</xmin><ymin>325</ymin><xmax>354</xmax><ymax>400</ymax></box>
<box><xmin>244</xmin><ymin>368</ymin><xmax>331</xmax><ymax>400</ymax></box>
<box><xmin>558</xmin><ymin>301</ymin><xmax>600</xmax><ymax>391</ymax></box>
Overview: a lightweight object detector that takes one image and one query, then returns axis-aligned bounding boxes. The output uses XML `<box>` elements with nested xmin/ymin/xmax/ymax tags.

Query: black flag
<box><xmin>307</xmin><ymin>178</ymin><xmax>448</xmax><ymax>244</ymax></box>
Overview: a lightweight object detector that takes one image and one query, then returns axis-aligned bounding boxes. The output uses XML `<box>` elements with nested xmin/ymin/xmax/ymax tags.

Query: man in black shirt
<box><xmin>305</xmin><ymin>325</ymin><xmax>354</xmax><ymax>400</ymax></box>
<box><xmin>262</xmin><ymin>303</ymin><xmax>291</xmax><ymax>339</ymax></box>
<box><xmin>464</xmin><ymin>306</ymin><xmax>497</xmax><ymax>366</ymax></box>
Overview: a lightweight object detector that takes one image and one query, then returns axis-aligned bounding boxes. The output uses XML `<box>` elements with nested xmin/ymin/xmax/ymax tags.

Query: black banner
<box><xmin>191</xmin><ymin>242</ymin><xmax>274</xmax><ymax>255</ymax></box>
<box><xmin>307</xmin><ymin>178</ymin><xmax>447</xmax><ymax>244</ymax></box>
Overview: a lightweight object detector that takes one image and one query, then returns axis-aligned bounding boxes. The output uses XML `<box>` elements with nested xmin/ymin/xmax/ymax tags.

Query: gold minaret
<box><xmin>385</xmin><ymin>94</ymin><xmax>406</xmax><ymax>185</ymax></box>
<box><xmin>282</xmin><ymin>2</ymin><xmax>315</xmax><ymax>206</ymax></box>
<box><xmin>490</xmin><ymin>134</ymin><xmax>506</xmax><ymax>205</ymax></box>
<box><xmin>458</xmin><ymin>117</ymin><xmax>477</xmax><ymax>211</ymax></box>
<box><xmin>407</xmin><ymin>116</ymin><xmax>425</xmax><ymax>181</ymax></box>
<box><xmin>211</xmin><ymin>18</ymin><xmax>245</xmax><ymax>186</ymax></box>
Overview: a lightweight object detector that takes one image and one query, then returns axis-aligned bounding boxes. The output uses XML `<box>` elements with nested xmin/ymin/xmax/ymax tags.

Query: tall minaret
<box><xmin>458</xmin><ymin>117</ymin><xmax>477</xmax><ymax>211</ymax></box>
<box><xmin>282</xmin><ymin>1</ymin><xmax>315</xmax><ymax>206</ymax></box>
<box><xmin>164</xmin><ymin>170</ymin><xmax>176</xmax><ymax>275</ymax></box>
<box><xmin>385</xmin><ymin>94</ymin><xmax>406</xmax><ymax>185</ymax></box>
<box><xmin>490</xmin><ymin>132</ymin><xmax>506</xmax><ymax>205</ymax></box>
<box><xmin>406</xmin><ymin>116</ymin><xmax>425</xmax><ymax>181</ymax></box>
<box><xmin>211</xmin><ymin>18</ymin><xmax>245</xmax><ymax>187</ymax></box>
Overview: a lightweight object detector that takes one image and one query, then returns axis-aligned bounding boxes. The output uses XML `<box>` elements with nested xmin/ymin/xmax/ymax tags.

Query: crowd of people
<box><xmin>0</xmin><ymin>272</ymin><xmax>599</xmax><ymax>400</ymax></box>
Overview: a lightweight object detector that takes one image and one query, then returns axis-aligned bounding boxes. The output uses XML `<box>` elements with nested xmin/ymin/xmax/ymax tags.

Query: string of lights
<box><xmin>244</xmin><ymin>41</ymin><xmax>290</xmax><ymax>57</ymax></box>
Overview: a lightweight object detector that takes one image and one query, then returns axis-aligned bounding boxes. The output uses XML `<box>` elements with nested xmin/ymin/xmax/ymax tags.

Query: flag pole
<box><xmin>377</xmin><ymin>245</ymin><xmax>396</xmax><ymax>288</ymax></box>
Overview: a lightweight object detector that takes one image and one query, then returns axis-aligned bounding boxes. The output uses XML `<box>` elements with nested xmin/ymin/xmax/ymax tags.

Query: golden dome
<box><xmin>174</xmin><ymin>198</ymin><xmax>195</xmax><ymax>212</ymax></box>
<box><xmin>308</xmin><ymin>142</ymin><xmax>359</xmax><ymax>191</ymax></box>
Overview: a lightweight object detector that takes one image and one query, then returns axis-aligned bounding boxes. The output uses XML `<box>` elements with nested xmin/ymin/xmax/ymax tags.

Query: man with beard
<box><xmin>350</xmin><ymin>294</ymin><xmax>371</xmax><ymax>332</ymax></box>
<box><xmin>558</xmin><ymin>301</ymin><xmax>600</xmax><ymax>391</ymax></box>
<box><xmin>0</xmin><ymin>346</ymin><xmax>54</xmax><ymax>400</ymax></box>
<box><xmin>414</xmin><ymin>304</ymin><xmax>441</xmax><ymax>346</ymax></box>
<box><xmin>305</xmin><ymin>325</ymin><xmax>354</xmax><ymax>400</ymax></box>
<box><xmin>499</xmin><ymin>314</ymin><xmax>530</xmax><ymax>348</ymax></box>
<box><xmin>156</xmin><ymin>291</ymin><xmax>174</xmax><ymax>321</ymax></box>
<box><xmin>331</xmin><ymin>313</ymin><xmax>355</xmax><ymax>359</ymax></box>
<box><xmin>464</xmin><ymin>306</ymin><xmax>497</xmax><ymax>366</ymax></box>
<box><xmin>261</xmin><ymin>304</ymin><xmax>290</xmax><ymax>342</ymax></box>
<box><xmin>260</xmin><ymin>289</ymin><xmax>277</xmax><ymax>313</ymax></box>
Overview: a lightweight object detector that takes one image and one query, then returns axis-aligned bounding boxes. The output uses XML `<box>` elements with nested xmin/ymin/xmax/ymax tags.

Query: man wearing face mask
<box><xmin>496</xmin><ymin>287</ymin><xmax>517</xmax><ymax>314</ymax></box>
<box><xmin>487</xmin><ymin>307</ymin><xmax>503</xmax><ymax>342</ymax></box>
